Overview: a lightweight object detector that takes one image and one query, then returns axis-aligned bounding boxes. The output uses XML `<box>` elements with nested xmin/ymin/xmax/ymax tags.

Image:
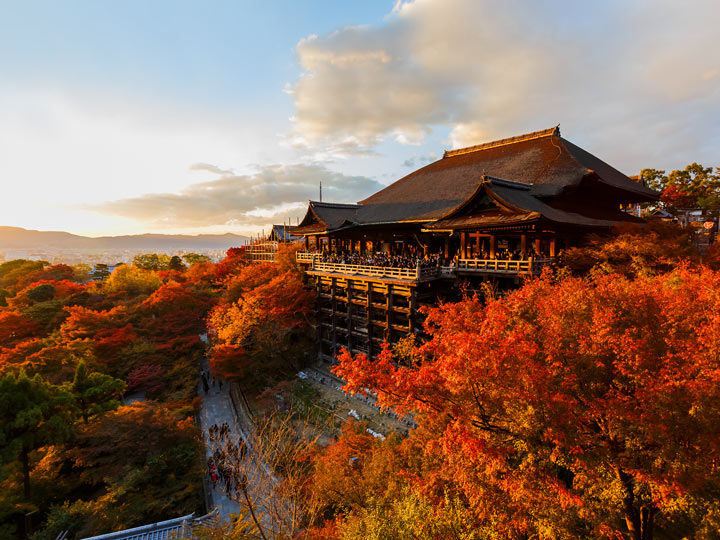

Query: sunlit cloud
<box><xmin>89</xmin><ymin>164</ymin><xmax>383</xmax><ymax>229</ymax></box>
<box><xmin>189</xmin><ymin>162</ymin><xmax>236</xmax><ymax>176</ymax></box>
<box><xmin>289</xmin><ymin>0</ymin><xmax>720</xmax><ymax>170</ymax></box>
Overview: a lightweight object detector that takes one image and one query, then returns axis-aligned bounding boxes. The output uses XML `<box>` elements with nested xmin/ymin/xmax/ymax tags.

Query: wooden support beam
<box><xmin>460</xmin><ymin>232</ymin><xmax>467</xmax><ymax>259</ymax></box>
<box><xmin>535</xmin><ymin>237</ymin><xmax>541</xmax><ymax>256</ymax></box>
<box><xmin>521</xmin><ymin>234</ymin><xmax>527</xmax><ymax>255</ymax></box>
<box><xmin>331</xmin><ymin>277</ymin><xmax>337</xmax><ymax>357</ymax></box>
<box><xmin>550</xmin><ymin>237</ymin><xmax>556</xmax><ymax>257</ymax></box>
<box><xmin>346</xmin><ymin>281</ymin><xmax>353</xmax><ymax>352</ymax></box>
<box><xmin>489</xmin><ymin>235</ymin><xmax>496</xmax><ymax>259</ymax></box>
<box><xmin>366</xmin><ymin>288</ymin><xmax>373</xmax><ymax>358</ymax></box>
<box><xmin>475</xmin><ymin>233</ymin><xmax>481</xmax><ymax>256</ymax></box>
<box><xmin>444</xmin><ymin>237</ymin><xmax>450</xmax><ymax>260</ymax></box>
<box><xmin>409</xmin><ymin>291</ymin><xmax>417</xmax><ymax>334</ymax></box>
<box><xmin>386</xmin><ymin>285</ymin><xmax>393</xmax><ymax>344</ymax></box>
<box><xmin>305</xmin><ymin>236</ymin><xmax>309</xmax><ymax>250</ymax></box>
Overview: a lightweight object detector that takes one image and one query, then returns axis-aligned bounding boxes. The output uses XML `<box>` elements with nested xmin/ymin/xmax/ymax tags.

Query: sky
<box><xmin>1</xmin><ymin>0</ymin><xmax>718</xmax><ymax>237</ymax></box>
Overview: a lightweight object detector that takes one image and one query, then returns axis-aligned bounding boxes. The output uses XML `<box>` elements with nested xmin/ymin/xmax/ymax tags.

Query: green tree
<box><xmin>132</xmin><ymin>253</ymin><xmax>170</xmax><ymax>271</ymax></box>
<box><xmin>64</xmin><ymin>362</ymin><xmax>126</xmax><ymax>424</ymax></box>
<box><xmin>643</xmin><ymin>163</ymin><xmax>720</xmax><ymax>215</ymax></box>
<box><xmin>0</xmin><ymin>372</ymin><xmax>74</xmax><ymax>505</ymax></box>
<box><xmin>167</xmin><ymin>255</ymin><xmax>186</xmax><ymax>272</ymax></box>
<box><xmin>92</xmin><ymin>264</ymin><xmax>110</xmax><ymax>281</ymax></box>
<box><xmin>72</xmin><ymin>263</ymin><xmax>93</xmax><ymax>282</ymax></box>
<box><xmin>640</xmin><ymin>168</ymin><xmax>667</xmax><ymax>193</ymax></box>
<box><xmin>104</xmin><ymin>265</ymin><xmax>162</xmax><ymax>295</ymax></box>
<box><xmin>182</xmin><ymin>253</ymin><xmax>211</xmax><ymax>266</ymax></box>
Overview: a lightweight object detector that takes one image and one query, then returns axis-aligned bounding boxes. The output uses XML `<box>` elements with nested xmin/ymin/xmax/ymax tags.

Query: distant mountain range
<box><xmin>0</xmin><ymin>226</ymin><xmax>250</xmax><ymax>252</ymax></box>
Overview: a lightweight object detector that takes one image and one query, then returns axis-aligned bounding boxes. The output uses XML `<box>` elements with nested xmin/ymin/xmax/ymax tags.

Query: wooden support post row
<box><xmin>366</xmin><ymin>288</ymin><xmax>373</xmax><ymax>358</ymax></box>
<box><xmin>330</xmin><ymin>277</ymin><xmax>337</xmax><ymax>357</ymax></box>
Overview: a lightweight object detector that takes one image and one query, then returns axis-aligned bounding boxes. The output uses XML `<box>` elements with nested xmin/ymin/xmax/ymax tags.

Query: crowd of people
<box><xmin>207</xmin><ymin>422</ymin><xmax>248</xmax><ymax>499</ymax></box>
<box><xmin>309</xmin><ymin>246</ymin><xmax>550</xmax><ymax>270</ymax></box>
<box><xmin>200</xmin><ymin>370</ymin><xmax>223</xmax><ymax>395</ymax></box>
<box><xmin>319</xmin><ymin>251</ymin><xmax>442</xmax><ymax>269</ymax></box>
<box><xmin>468</xmin><ymin>248</ymin><xmax>547</xmax><ymax>261</ymax></box>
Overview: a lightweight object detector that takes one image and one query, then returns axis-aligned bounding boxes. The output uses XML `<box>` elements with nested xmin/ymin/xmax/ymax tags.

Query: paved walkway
<box><xmin>197</xmin><ymin>362</ymin><xmax>244</xmax><ymax>517</ymax></box>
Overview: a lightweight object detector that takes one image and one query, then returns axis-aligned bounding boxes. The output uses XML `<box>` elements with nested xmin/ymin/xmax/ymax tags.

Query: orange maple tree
<box><xmin>334</xmin><ymin>266</ymin><xmax>720</xmax><ymax>539</ymax></box>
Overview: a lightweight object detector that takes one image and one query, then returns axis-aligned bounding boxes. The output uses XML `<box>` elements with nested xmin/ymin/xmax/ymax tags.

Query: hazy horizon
<box><xmin>3</xmin><ymin>0</ymin><xmax>718</xmax><ymax>237</ymax></box>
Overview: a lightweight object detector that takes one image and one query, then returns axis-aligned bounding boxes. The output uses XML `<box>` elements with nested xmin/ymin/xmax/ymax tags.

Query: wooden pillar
<box><xmin>331</xmin><ymin>277</ymin><xmax>337</xmax><ymax>357</ymax></box>
<box><xmin>535</xmin><ymin>237</ymin><xmax>542</xmax><ymax>256</ymax></box>
<box><xmin>346</xmin><ymin>281</ymin><xmax>353</xmax><ymax>353</ymax></box>
<box><xmin>366</xmin><ymin>287</ymin><xmax>373</xmax><ymax>359</ymax></box>
<box><xmin>520</xmin><ymin>234</ymin><xmax>527</xmax><ymax>255</ymax></box>
<box><xmin>550</xmin><ymin>237</ymin><xmax>556</xmax><ymax>257</ymax></box>
<box><xmin>444</xmin><ymin>237</ymin><xmax>450</xmax><ymax>260</ymax></box>
<box><xmin>304</xmin><ymin>236</ymin><xmax>309</xmax><ymax>250</ymax></box>
<box><xmin>409</xmin><ymin>290</ymin><xmax>417</xmax><ymax>334</ymax></box>
<box><xmin>460</xmin><ymin>232</ymin><xmax>467</xmax><ymax>260</ymax></box>
<box><xmin>475</xmin><ymin>233</ymin><xmax>481</xmax><ymax>257</ymax></box>
<box><xmin>386</xmin><ymin>285</ymin><xmax>393</xmax><ymax>345</ymax></box>
<box><xmin>489</xmin><ymin>235</ymin><xmax>496</xmax><ymax>259</ymax></box>
<box><xmin>315</xmin><ymin>277</ymin><xmax>322</xmax><ymax>361</ymax></box>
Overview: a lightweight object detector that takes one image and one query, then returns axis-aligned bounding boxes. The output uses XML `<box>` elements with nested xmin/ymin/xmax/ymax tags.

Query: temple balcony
<box><xmin>307</xmin><ymin>259</ymin><xmax>440</xmax><ymax>283</ymax></box>
<box><xmin>297</xmin><ymin>251</ymin><xmax>554</xmax><ymax>280</ymax></box>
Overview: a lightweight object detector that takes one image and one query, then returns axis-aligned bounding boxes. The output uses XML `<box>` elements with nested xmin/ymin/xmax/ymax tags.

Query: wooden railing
<box><xmin>310</xmin><ymin>261</ymin><xmax>428</xmax><ymax>280</ymax></box>
<box><xmin>296</xmin><ymin>251</ymin><xmax>317</xmax><ymax>263</ymax></box>
<box><xmin>298</xmin><ymin>252</ymin><xmax>553</xmax><ymax>279</ymax></box>
<box><xmin>456</xmin><ymin>258</ymin><xmax>553</xmax><ymax>274</ymax></box>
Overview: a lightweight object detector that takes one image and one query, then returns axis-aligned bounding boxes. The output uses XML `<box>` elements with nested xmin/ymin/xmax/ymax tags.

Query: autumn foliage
<box><xmin>329</xmin><ymin>266</ymin><xmax>720</xmax><ymax>539</ymax></box>
<box><xmin>208</xmin><ymin>244</ymin><xmax>314</xmax><ymax>387</ymax></box>
<box><xmin>0</xmin><ymin>255</ymin><xmax>217</xmax><ymax>537</ymax></box>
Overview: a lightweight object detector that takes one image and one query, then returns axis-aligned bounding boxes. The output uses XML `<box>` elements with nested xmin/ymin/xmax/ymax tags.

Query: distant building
<box><xmin>269</xmin><ymin>224</ymin><xmax>302</xmax><ymax>242</ymax></box>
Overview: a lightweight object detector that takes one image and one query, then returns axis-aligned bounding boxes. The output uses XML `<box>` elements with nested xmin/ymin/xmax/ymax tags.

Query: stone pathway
<box><xmin>197</xmin><ymin>364</ymin><xmax>244</xmax><ymax>517</ymax></box>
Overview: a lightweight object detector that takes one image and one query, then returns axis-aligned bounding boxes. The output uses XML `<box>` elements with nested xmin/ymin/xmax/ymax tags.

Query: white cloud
<box><xmin>90</xmin><ymin>163</ymin><xmax>383</xmax><ymax>229</ymax></box>
<box><xmin>289</xmin><ymin>0</ymin><xmax>720</xmax><ymax>170</ymax></box>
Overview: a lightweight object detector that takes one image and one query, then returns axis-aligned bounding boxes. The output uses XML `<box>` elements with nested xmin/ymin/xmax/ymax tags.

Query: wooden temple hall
<box><xmin>288</xmin><ymin>126</ymin><xmax>658</xmax><ymax>362</ymax></box>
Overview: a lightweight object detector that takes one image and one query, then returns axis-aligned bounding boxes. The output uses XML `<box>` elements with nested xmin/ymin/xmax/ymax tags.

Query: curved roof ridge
<box><xmin>484</xmin><ymin>175</ymin><xmax>532</xmax><ymax>191</ymax></box>
<box><xmin>309</xmin><ymin>200</ymin><xmax>360</xmax><ymax>209</ymax></box>
<box><xmin>443</xmin><ymin>125</ymin><xmax>560</xmax><ymax>158</ymax></box>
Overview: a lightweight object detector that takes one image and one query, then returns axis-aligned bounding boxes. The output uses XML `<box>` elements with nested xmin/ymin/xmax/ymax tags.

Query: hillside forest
<box><xmin>0</xmin><ymin>217</ymin><xmax>719</xmax><ymax>539</ymax></box>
